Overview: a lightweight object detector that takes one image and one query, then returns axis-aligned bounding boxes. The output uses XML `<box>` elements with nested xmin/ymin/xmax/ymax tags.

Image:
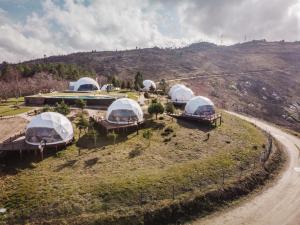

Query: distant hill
<box><xmin>0</xmin><ymin>40</ymin><xmax>299</xmax><ymax>131</ymax></box>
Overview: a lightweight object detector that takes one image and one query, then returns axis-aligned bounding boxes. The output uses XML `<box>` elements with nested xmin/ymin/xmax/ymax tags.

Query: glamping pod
<box><xmin>184</xmin><ymin>96</ymin><xmax>215</xmax><ymax>117</ymax></box>
<box><xmin>171</xmin><ymin>86</ymin><xmax>194</xmax><ymax>104</ymax></box>
<box><xmin>25</xmin><ymin>112</ymin><xmax>74</xmax><ymax>145</ymax></box>
<box><xmin>168</xmin><ymin>84</ymin><xmax>186</xmax><ymax>96</ymax></box>
<box><xmin>101</xmin><ymin>84</ymin><xmax>113</xmax><ymax>91</ymax></box>
<box><xmin>74</xmin><ymin>77</ymin><xmax>100</xmax><ymax>91</ymax></box>
<box><xmin>106</xmin><ymin>98</ymin><xmax>143</xmax><ymax>124</ymax></box>
<box><xmin>143</xmin><ymin>80</ymin><xmax>156</xmax><ymax>91</ymax></box>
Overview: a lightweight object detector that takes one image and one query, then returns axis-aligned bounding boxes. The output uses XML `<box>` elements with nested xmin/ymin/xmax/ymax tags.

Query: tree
<box><xmin>111</xmin><ymin>76</ymin><xmax>120</xmax><ymax>87</ymax></box>
<box><xmin>134</xmin><ymin>71</ymin><xmax>144</xmax><ymax>91</ymax></box>
<box><xmin>126</xmin><ymin>80</ymin><xmax>133</xmax><ymax>90</ymax></box>
<box><xmin>75</xmin><ymin>99</ymin><xmax>86</xmax><ymax>111</ymax></box>
<box><xmin>76</xmin><ymin>114</ymin><xmax>89</xmax><ymax>139</ymax></box>
<box><xmin>159</xmin><ymin>79</ymin><xmax>169</xmax><ymax>94</ymax></box>
<box><xmin>54</xmin><ymin>101</ymin><xmax>70</xmax><ymax>115</ymax></box>
<box><xmin>165</xmin><ymin>102</ymin><xmax>175</xmax><ymax>114</ymax></box>
<box><xmin>148</xmin><ymin>101</ymin><xmax>164</xmax><ymax>119</ymax></box>
<box><xmin>121</xmin><ymin>80</ymin><xmax>126</xmax><ymax>89</ymax></box>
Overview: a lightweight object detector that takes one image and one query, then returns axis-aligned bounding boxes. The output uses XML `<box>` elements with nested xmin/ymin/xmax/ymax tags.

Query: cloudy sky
<box><xmin>0</xmin><ymin>0</ymin><xmax>299</xmax><ymax>62</ymax></box>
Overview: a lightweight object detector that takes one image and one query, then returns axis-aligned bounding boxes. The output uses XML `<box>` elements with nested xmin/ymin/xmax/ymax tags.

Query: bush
<box><xmin>165</xmin><ymin>102</ymin><xmax>175</xmax><ymax>114</ymax></box>
<box><xmin>54</xmin><ymin>101</ymin><xmax>70</xmax><ymax>115</ymax></box>
<box><xmin>159</xmin><ymin>116</ymin><xmax>164</xmax><ymax>120</ymax></box>
<box><xmin>144</xmin><ymin>92</ymin><xmax>150</xmax><ymax>99</ymax></box>
<box><xmin>42</xmin><ymin>105</ymin><xmax>52</xmax><ymax>112</ymax></box>
<box><xmin>129</xmin><ymin>148</ymin><xmax>143</xmax><ymax>158</ymax></box>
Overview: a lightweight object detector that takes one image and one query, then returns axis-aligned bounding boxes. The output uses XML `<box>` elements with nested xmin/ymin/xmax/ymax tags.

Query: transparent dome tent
<box><xmin>143</xmin><ymin>80</ymin><xmax>156</xmax><ymax>91</ymax></box>
<box><xmin>184</xmin><ymin>96</ymin><xmax>215</xmax><ymax>117</ymax></box>
<box><xmin>168</xmin><ymin>84</ymin><xmax>186</xmax><ymax>97</ymax></box>
<box><xmin>171</xmin><ymin>86</ymin><xmax>194</xmax><ymax>104</ymax></box>
<box><xmin>106</xmin><ymin>98</ymin><xmax>143</xmax><ymax>124</ymax></box>
<box><xmin>25</xmin><ymin>112</ymin><xmax>74</xmax><ymax>145</ymax></box>
<box><xmin>74</xmin><ymin>77</ymin><xmax>100</xmax><ymax>91</ymax></box>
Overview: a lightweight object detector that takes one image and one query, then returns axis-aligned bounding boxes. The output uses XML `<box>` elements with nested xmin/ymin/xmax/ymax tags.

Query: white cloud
<box><xmin>0</xmin><ymin>0</ymin><xmax>299</xmax><ymax>62</ymax></box>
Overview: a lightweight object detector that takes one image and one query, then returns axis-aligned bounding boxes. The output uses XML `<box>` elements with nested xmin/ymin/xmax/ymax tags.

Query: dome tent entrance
<box><xmin>143</xmin><ymin>80</ymin><xmax>156</xmax><ymax>91</ymax></box>
<box><xmin>74</xmin><ymin>77</ymin><xmax>100</xmax><ymax>91</ymax></box>
<box><xmin>184</xmin><ymin>96</ymin><xmax>215</xmax><ymax>117</ymax></box>
<box><xmin>171</xmin><ymin>86</ymin><xmax>194</xmax><ymax>104</ymax></box>
<box><xmin>106</xmin><ymin>98</ymin><xmax>143</xmax><ymax>124</ymax></box>
<box><xmin>25</xmin><ymin>112</ymin><xmax>74</xmax><ymax>145</ymax></box>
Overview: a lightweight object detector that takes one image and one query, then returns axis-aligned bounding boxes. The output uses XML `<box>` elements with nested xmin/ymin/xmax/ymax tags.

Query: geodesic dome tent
<box><xmin>106</xmin><ymin>98</ymin><xmax>143</xmax><ymax>124</ymax></box>
<box><xmin>171</xmin><ymin>86</ymin><xmax>194</xmax><ymax>104</ymax></box>
<box><xmin>101</xmin><ymin>84</ymin><xmax>113</xmax><ymax>91</ymax></box>
<box><xmin>74</xmin><ymin>77</ymin><xmax>100</xmax><ymax>91</ymax></box>
<box><xmin>25</xmin><ymin>112</ymin><xmax>74</xmax><ymax>145</ymax></box>
<box><xmin>168</xmin><ymin>84</ymin><xmax>186</xmax><ymax>97</ymax></box>
<box><xmin>184</xmin><ymin>96</ymin><xmax>215</xmax><ymax>117</ymax></box>
<box><xmin>143</xmin><ymin>80</ymin><xmax>156</xmax><ymax>91</ymax></box>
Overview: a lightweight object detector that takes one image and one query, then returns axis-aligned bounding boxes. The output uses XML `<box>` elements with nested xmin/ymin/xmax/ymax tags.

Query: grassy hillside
<box><xmin>0</xmin><ymin>112</ymin><xmax>268</xmax><ymax>224</ymax></box>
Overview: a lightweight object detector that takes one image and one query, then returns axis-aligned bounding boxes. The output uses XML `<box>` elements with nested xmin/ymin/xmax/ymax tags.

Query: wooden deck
<box><xmin>169</xmin><ymin>113</ymin><xmax>222</xmax><ymax>126</ymax></box>
<box><xmin>91</xmin><ymin>117</ymin><xmax>143</xmax><ymax>133</ymax></box>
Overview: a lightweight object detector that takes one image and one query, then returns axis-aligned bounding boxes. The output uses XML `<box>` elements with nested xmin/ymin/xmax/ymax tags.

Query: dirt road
<box><xmin>192</xmin><ymin>112</ymin><xmax>300</xmax><ymax>225</ymax></box>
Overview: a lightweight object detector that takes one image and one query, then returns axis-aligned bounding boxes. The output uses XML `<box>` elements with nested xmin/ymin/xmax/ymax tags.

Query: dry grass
<box><xmin>0</xmin><ymin>112</ymin><xmax>267</xmax><ymax>224</ymax></box>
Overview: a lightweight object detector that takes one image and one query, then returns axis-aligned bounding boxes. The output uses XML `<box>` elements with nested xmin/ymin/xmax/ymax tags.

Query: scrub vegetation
<box><xmin>0</xmin><ymin>112</ymin><xmax>270</xmax><ymax>224</ymax></box>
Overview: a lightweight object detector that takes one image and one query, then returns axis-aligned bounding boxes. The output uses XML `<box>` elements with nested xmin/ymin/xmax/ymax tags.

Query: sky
<box><xmin>0</xmin><ymin>0</ymin><xmax>299</xmax><ymax>63</ymax></box>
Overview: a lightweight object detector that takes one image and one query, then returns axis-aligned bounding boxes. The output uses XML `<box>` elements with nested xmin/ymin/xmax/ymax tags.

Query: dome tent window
<box><xmin>106</xmin><ymin>98</ymin><xmax>143</xmax><ymax>124</ymax></box>
<box><xmin>25</xmin><ymin>112</ymin><xmax>74</xmax><ymax>145</ymax></box>
<box><xmin>184</xmin><ymin>96</ymin><xmax>215</xmax><ymax>117</ymax></box>
<box><xmin>74</xmin><ymin>77</ymin><xmax>100</xmax><ymax>91</ymax></box>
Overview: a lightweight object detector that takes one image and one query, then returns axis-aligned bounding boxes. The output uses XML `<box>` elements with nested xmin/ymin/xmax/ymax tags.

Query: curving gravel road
<box><xmin>192</xmin><ymin>112</ymin><xmax>300</xmax><ymax>225</ymax></box>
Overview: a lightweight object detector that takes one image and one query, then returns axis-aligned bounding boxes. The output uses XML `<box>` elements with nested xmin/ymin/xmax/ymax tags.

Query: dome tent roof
<box><xmin>168</xmin><ymin>84</ymin><xmax>186</xmax><ymax>96</ymax></box>
<box><xmin>74</xmin><ymin>77</ymin><xmax>100</xmax><ymax>91</ymax></box>
<box><xmin>26</xmin><ymin>112</ymin><xmax>74</xmax><ymax>145</ymax></box>
<box><xmin>184</xmin><ymin>96</ymin><xmax>215</xmax><ymax>116</ymax></box>
<box><xmin>106</xmin><ymin>98</ymin><xmax>143</xmax><ymax>124</ymax></box>
<box><xmin>171</xmin><ymin>86</ymin><xmax>194</xmax><ymax>104</ymax></box>
<box><xmin>143</xmin><ymin>80</ymin><xmax>156</xmax><ymax>91</ymax></box>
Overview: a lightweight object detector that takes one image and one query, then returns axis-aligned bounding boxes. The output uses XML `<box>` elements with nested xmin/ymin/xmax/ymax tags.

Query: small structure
<box><xmin>184</xmin><ymin>96</ymin><xmax>215</xmax><ymax>117</ymax></box>
<box><xmin>25</xmin><ymin>112</ymin><xmax>74</xmax><ymax>146</ymax></box>
<box><xmin>92</xmin><ymin>98</ymin><xmax>144</xmax><ymax>133</ymax></box>
<box><xmin>73</xmin><ymin>77</ymin><xmax>100</xmax><ymax>91</ymax></box>
<box><xmin>106</xmin><ymin>98</ymin><xmax>143</xmax><ymax>124</ymax></box>
<box><xmin>171</xmin><ymin>86</ymin><xmax>194</xmax><ymax>104</ymax></box>
<box><xmin>168</xmin><ymin>84</ymin><xmax>186</xmax><ymax>97</ymax></box>
<box><xmin>143</xmin><ymin>80</ymin><xmax>156</xmax><ymax>91</ymax></box>
<box><xmin>101</xmin><ymin>84</ymin><xmax>114</xmax><ymax>91</ymax></box>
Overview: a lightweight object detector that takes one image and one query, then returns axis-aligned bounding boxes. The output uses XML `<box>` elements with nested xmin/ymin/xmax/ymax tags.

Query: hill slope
<box><xmin>1</xmin><ymin>40</ymin><xmax>299</xmax><ymax>131</ymax></box>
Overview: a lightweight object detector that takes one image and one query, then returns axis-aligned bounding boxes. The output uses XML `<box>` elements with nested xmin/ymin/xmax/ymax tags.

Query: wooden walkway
<box><xmin>169</xmin><ymin>113</ymin><xmax>222</xmax><ymax>126</ymax></box>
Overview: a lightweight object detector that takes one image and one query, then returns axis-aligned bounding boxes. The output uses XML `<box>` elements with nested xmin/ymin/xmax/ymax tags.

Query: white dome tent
<box><xmin>74</xmin><ymin>77</ymin><xmax>100</xmax><ymax>91</ymax></box>
<box><xmin>168</xmin><ymin>84</ymin><xmax>186</xmax><ymax>97</ymax></box>
<box><xmin>25</xmin><ymin>112</ymin><xmax>74</xmax><ymax>146</ymax></box>
<box><xmin>184</xmin><ymin>96</ymin><xmax>215</xmax><ymax>117</ymax></box>
<box><xmin>171</xmin><ymin>86</ymin><xmax>194</xmax><ymax>104</ymax></box>
<box><xmin>143</xmin><ymin>80</ymin><xmax>156</xmax><ymax>91</ymax></box>
<box><xmin>101</xmin><ymin>84</ymin><xmax>113</xmax><ymax>91</ymax></box>
<box><xmin>106</xmin><ymin>98</ymin><xmax>143</xmax><ymax>124</ymax></box>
